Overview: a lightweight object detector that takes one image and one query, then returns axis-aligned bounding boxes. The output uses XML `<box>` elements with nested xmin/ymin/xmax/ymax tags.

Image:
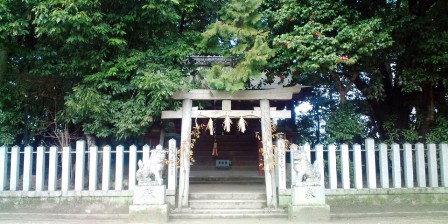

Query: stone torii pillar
<box><xmin>161</xmin><ymin>86</ymin><xmax>301</xmax><ymax>208</ymax></box>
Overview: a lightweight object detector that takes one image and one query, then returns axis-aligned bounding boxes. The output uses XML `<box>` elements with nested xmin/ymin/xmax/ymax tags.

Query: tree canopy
<box><xmin>1</xmin><ymin>0</ymin><xmax>447</xmax><ymax>146</ymax></box>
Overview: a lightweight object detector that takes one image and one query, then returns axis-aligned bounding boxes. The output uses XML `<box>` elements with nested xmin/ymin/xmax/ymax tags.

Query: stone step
<box><xmin>195</xmin><ymin>140</ymin><xmax>258</xmax><ymax>145</ymax></box>
<box><xmin>193</xmin><ymin>149</ymin><xmax>257</xmax><ymax>153</ymax></box>
<box><xmin>193</xmin><ymin>154</ymin><xmax>258</xmax><ymax>161</ymax></box>
<box><xmin>190</xmin><ymin>192</ymin><xmax>266</xmax><ymax>200</ymax></box>
<box><xmin>189</xmin><ymin>199</ymin><xmax>267</xmax><ymax>209</ymax></box>
<box><xmin>189</xmin><ymin>176</ymin><xmax>264</xmax><ymax>184</ymax></box>
<box><xmin>195</xmin><ymin>151</ymin><xmax>257</xmax><ymax>156</ymax></box>
<box><xmin>194</xmin><ymin>161</ymin><xmax>258</xmax><ymax>166</ymax></box>
<box><xmin>193</xmin><ymin>135</ymin><xmax>259</xmax><ymax>169</ymax></box>
<box><xmin>193</xmin><ymin>137</ymin><xmax>259</xmax><ymax>149</ymax></box>
<box><xmin>191</xmin><ymin>165</ymin><xmax>259</xmax><ymax>171</ymax></box>
<box><xmin>170</xmin><ymin>208</ymin><xmax>287</xmax><ymax>219</ymax></box>
<box><xmin>194</xmin><ymin>150</ymin><xmax>258</xmax><ymax>158</ymax></box>
<box><xmin>195</xmin><ymin>144</ymin><xmax>257</xmax><ymax>148</ymax></box>
<box><xmin>192</xmin><ymin>160</ymin><xmax>259</xmax><ymax>166</ymax></box>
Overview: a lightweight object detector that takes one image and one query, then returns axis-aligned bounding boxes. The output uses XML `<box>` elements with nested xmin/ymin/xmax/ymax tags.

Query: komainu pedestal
<box><xmin>129</xmin><ymin>147</ymin><xmax>169</xmax><ymax>223</ymax></box>
<box><xmin>288</xmin><ymin>148</ymin><xmax>330</xmax><ymax>223</ymax></box>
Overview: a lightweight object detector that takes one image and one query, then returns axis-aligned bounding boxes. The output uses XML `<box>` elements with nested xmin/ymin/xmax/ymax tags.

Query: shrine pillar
<box><xmin>260</xmin><ymin>99</ymin><xmax>278</xmax><ymax>208</ymax></box>
<box><xmin>178</xmin><ymin>99</ymin><xmax>192</xmax><ymax>208</ymax></box>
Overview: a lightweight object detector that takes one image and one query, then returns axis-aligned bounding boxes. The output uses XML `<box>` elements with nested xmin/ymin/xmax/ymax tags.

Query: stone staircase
<box><xmin>170</xmin><ymin>134</ymin><xmax>286</xmax><ymax>219</ymax></box>
<box><xmin>191</xmin><ymin>135</ymin><xmax>260</xmax><ymax>171</ymax></box>
<box><xmin>189</xmin><ymin>175</ymin><xmax>265</xmax><ymax>184</ymax></box>
<box><xmin>170</xmin><ymin>189</ymin><xmax>287</xmax><ymax>219</ymax></box>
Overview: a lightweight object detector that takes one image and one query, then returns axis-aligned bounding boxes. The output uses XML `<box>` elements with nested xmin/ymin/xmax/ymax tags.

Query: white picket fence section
<box><xmin>1</xmin><ymin>138</ymin><xmax>447</xmax><ymax>192</ymax></box>
<box><xmin>277</xmin><ymin>139</ymin><xmax>448</xmax><ymax>190</ymax></box>
<box><xmin>0</xmin><ymin>139</ymin><xmax>178</xmax><ymax>192</ymax></box>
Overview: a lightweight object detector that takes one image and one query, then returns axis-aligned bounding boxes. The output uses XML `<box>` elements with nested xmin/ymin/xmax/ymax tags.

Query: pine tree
<box><xmin>199</xmin><ymin>0</ymin><xmax>274</xmax><ymax>92</ymax></box>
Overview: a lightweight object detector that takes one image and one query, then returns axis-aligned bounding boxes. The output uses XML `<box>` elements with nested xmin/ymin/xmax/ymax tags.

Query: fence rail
<box><xmin>1</xmin><ymin>138</ymin><xmax>447</xmax><ymax>193</ymax></box>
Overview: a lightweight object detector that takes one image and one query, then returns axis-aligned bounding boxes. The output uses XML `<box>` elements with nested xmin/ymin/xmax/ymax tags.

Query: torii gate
<box><xmin>161</xmin><ymin>86</ymin><xmax>301</xmax><ymax>208</ymax></box>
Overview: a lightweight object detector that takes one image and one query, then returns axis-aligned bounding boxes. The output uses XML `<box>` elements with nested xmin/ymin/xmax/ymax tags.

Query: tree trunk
<box><xmin>0</xmin><ymin>44</ymin><xmax>7</xmax><ymax>81</ymax></box>
<box><xmin>354</xmin><ymin>64</ymin><xmax>412</xmax><ymax>140</ymax></box>
<box><xmin>418</xmin><ymin>83</ymin><xmax>435</xmax><ymax>138</ymax></box>
<box><xmin>339</xmin><ymin>91</ymin><xmax>346</xmax><ymax>105</ymax></box>
<box><xmin>23</xmin><ymin>104</ymin><xmax>30</xmax><ymax>146</ymax></box>
<box><xmin>86</xmin><ymin>134</ymin><xmax>96</xmax><ymax>147</ymax></box>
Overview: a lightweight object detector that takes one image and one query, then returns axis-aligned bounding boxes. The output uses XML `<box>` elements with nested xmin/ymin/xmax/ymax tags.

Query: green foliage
<box><xmin>0</xmin><ymin>98</ymin><xmax>22</xmax><ymax>145</ymax></box>
<box><xmin>382</xmin><ymin>117</ymin><xmax>419</xmax><ymax>144</ymax></box>
<box><xmin>63</xmin><ymin>49</ymin><xmax>187</xmax><ymax>140</ymax></box>
<box><xmin>425</xmin><ymin>116</ymin><xmax>448</xmax><ymax>143</ymax></box>
<box><xmin>0</xmin><ymin>1</ymin><xmax>31</xmax><ymax>144</ymax></box>
<box><xmin>41</xmin><ymin>0</ymin><xmax>211</xmax><ymax>140</ymax></box>
<box><xmin>267</xmin><ymin>0</ymin><xmax>392</xmax><ymax>78</ymax></box>
<box><xmin>324</xmin><ymin>105</ymin><xmax>365</xmax><ymax>144</ymax></box>
<box><xmin>0</xmin><ymin>0</ymin><xmax>447</xmax><ymax>146</ymax></box>
<box><xmin>0</xmin><ymin>1</ymin><xmax>30</xmax><ymax>39</ymax></box>
<box><xmin>199</xmin><ymin>0</ymin><xmax>274</xmax><ymax>92</ymax></box>
<box><xmin>294</xmin><ymin>110</ymin><xmax>318</xmax><ymax>145</ymax></box>
<box><xmin>0</xmin><ymin>0</ymin><xmax>223</xmax><ymax>144</ymax></box>
<box><xmin>401</xmin><ymin>128</ymin><xmax>419</xmax><ymax>143</ymax></box>
<box><xmin>394</xmin><ymin>1</ymin><xmax>448</xmax><ymax>93</ymax></box>
<box><xmin>264</xmin><ymin>0</ymin><xmax>448</xmax><ymax>143</ymax></box>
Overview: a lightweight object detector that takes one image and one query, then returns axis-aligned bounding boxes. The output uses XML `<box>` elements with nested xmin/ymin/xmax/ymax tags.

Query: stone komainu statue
<box><xmin>136</xmin><ymin>148</ymin><xmax>167</xmax><ymax>186</ymax></box>
<box><xmin>292</xmin><ymin>148</ymin><xmax>321</xmax><ymax>185</ymax></box>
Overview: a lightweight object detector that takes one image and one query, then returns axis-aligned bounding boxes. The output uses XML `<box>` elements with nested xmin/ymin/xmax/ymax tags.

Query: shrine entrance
<box><xmin>161</xmin><ymin>86</ymin><xmax>301</xmax><ymax>208</ymax></box>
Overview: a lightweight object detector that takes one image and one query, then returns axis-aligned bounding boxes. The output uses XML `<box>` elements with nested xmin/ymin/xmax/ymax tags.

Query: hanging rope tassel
<box><xmin>237</xmin><ymin>116</ymin><xmax>247</xmax><ymax>133</ymax></box>
<box><xmin>191</xmin><ymin>116</ymin><xmax>201</xmax><ymax>138</ymax></box>
<box><xmin>223</xmin><ymin>115</ymin><xmax>232</xmax><ymax>132</ymax></box>
<box><xmin>206</xmin><ymin>118</ymin><xmax>214</xmax><ymax>135</ymax></box>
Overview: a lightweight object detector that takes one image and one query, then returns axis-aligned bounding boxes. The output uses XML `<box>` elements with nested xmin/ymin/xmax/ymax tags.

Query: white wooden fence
<box><xmin>1</xmin><ymin>138</ymin><xmax>447</xmax><ymax>192</ymax></box>
<box><xmin>0</xmin><ymin>139</ymin><xmax>178</xmax><ymax>192</ymax></box>
<box><xmin>276</xmin><ymin>138</ymin><xmax>448</xmax><ymax>191</ymax></box>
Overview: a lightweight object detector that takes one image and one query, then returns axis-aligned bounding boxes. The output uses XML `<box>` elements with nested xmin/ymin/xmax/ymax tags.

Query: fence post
<box><xmin>353</xmin><ymin>144</ymin><xmax>363</xmax><ymax>189</ymax></box>
<box><xmin>75</xmin><ymin>140</ymin><xmax>86</xmax><ymax>191</ymax></box>
<box><xmin>102</xmin><ymin>145</ymin><xmax>111</xmax><ymax>191</ymax></box>
<box><xmin>10</xmin><ymin>146</ymin><xmax>20</xmax><ymax>191</ymax></box>
<box><xmin>61</xmin><ymin>146</ymin><xmax>72</xmax><ymax>191</ymax></box>
<box><xmin>440</xmin><ymin>143</ymin><xmax>448</xmax><ymax>187</ymax></box>
<box><xmin>48</xmin><ymin>146</ymin><xmax>59</xmax><ymax>191</ymax></box>
<box><xmin>391</xmin><ymin>143</ymin><xmax>401</xmax><ymax>188</ymax></box>
<box><xmin>143</xmin><ymin>145</ymin><xmax>150</xmax><ymax>164</ymax></box>
<box><xmin>341</xmin><ymin>144</ymin><xmax>350</xmax><ymax>189</ymax></box>
<box><xmin>115</xmin><ymin>145</ymin><xmax>124</xmax><ymax>190</ymax></box>
<box><xmin>168</xmin><ymin>139</ymin><xmax>177</xmax><ymax>193</ymax></box>
<box><xmin>365</xmin><ymin>138</ymin><xmax>376</xmax><ymax>189</ymax></box>
<box><xmin>129</xmin><ymin>145</ymin><xmax>138</xmax><ymax>190</ymax></box>
<box><xmin>328</xmin><ymin>144</ymin><xmax>337</xmax><ymax>189</ymax></box>
<box><xmin>36</xmin><ymin>146</ymin><xmax>46</xmax><ymax>191</ymax></box>
<box><xmin>403</xmin><ymin>143</ymin><xmax>414</xmax><ymax>188</ymax></box>
<box><xmin>290</xmin><ymin>144</ymin><xmax>298</xmax><ymax>187</ymax></box>
<box><xmin>0</xmin><ymin>146</ymin><xmax>8</xmax><ymax>191</ymax></box>
<box><xmin>89</xmin><ymin>146</ymin><xmax>98</xmax><ymax>191</ymax></box>
<box><xmin>379</xmin><ymin>143</ymin><xmax>389</xmax><ymax>188</ymax></box>
<box><xmin>304</xmin><ymin>142</ymin><xmax>311</xmax><ymax>162</ymax></box>
<box><xmin>316</xmin><ymin>144</ymin><xmax>325</xmax><ymax>187</ymax></box>
<box><xmin>276</xmin><ymin>138</ymin><xmax>286</xmax><ymax>191</ymax></box>
<box><xmin>23</xmin><ymin>146</ymin><xmax>33</xmax><ymax>191</ymax></box>
<box><xmin>427</xmin><ymin>144</ymin><xmax>439</xmax><ymax>187</ymax></box>
<box><xmin>415</xmin><ymin>143</ymin><xmax>426</xmax><ymax>187</ymax></box>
